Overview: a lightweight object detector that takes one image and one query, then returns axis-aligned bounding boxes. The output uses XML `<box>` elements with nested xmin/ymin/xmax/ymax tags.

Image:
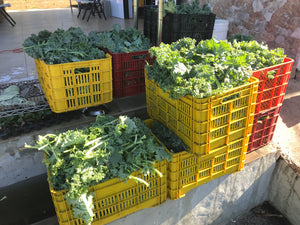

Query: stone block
<box><xmin>262</xmin><ymin>32</ymin><xmax>275</xmax><ymax>42</ymax></box>
<box><xmin>265</xmin><ymin>21</ymin><xmax>277</xmax><ymax>33</ymax></box>
<box><xmin>253</xmin><ymin>12</ymin><xmax>266</xmax><ymax>21</ymax></box>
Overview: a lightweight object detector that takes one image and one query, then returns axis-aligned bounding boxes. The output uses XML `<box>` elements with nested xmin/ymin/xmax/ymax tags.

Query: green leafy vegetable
<box><xmin>146</xmin><ymin>37</ymin><xmax>285</xmax><ymax>100</ymax></box>
<box><xmin>0</xmin><ymin>110</ymin><xmax>53</xmax><ymax>130</ymax></box>
<box><xmin>231</xmin><ymin>40</ymin><xmax>286</xmax><ymax>70</ymax></box>
<box><xmin>152</xmin><ymin>121</ymin><xmax>188</xmax><ymax>153</ymax></box>
<box><xmin>228</xmin><ymin>33</ymin><xmax>254</xmax><ymax>42</ymax></box>
<box><xmin>23</xmin><ymin>27</ymin><xmax>106</xmax><ymax>64</ymax></box>
<box><xmin>89</xmin><ymin>24</ymin><xmax>151</xmax><ymax>53</ymax></box>
<box><xmin>161</xmin><ymin>0</ymin><xmax>211</xmax><ymax>16</ymax></box>
<box><xmin>26</xmin><ymin>115</ymin><xmax>171</xmax><ymax>225</ymax></box>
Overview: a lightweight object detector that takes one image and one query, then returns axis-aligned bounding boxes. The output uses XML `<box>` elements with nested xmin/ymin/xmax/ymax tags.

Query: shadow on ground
<box><xmin>280</xmin><ymin>94</ymin><xmax>300</xmax><ymax>128</ymax></box>
<box><xmin>225</xmin><ymin>201</ymin><xmax>292</xmax><ymax>225</ymax></box>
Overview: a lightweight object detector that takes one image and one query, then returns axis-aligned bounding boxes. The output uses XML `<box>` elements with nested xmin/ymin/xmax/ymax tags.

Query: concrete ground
<box><xmin>0</xmin><ymin>8</ymin><xmax>143</xmax><ymax>83</ymax></box>
<box><xmin>273</xmin><ymin>73</ymin><xmax>300</xmax><ymax>169</ymax></box>
<box><xmin>0</xmin><ymin>8</ymin><xmax>299</xmax><ymax>225</ymax></box>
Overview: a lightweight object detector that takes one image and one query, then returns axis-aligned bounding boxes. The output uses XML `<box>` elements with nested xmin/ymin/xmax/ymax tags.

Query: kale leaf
<box><xmin>146</xmin><ymin>37</ymin><xmax>285</xmax><ymax>100</ymax></box>
<box><xmin>23</xmin><ymin>27</ymin><xmax>106</xmax><ymax>64</ymax></box>
<box><xmin>89</xmin><ymin>24</ymin><xmax>151</xmax><ymax>53</ymax></box>
<box><xmin>152</xmin><ymin>121</ymin><xmax>188</xmax><ymax>153</ymax></box>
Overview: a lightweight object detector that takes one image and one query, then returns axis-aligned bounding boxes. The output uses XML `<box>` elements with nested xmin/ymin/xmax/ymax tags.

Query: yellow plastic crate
<box><xmin>35</xmin><ymin>54</ymin><xmax>113</xmax><ymax>113</ymax></box>
<box><xmin>167</xmin><ymin>139</ymin><xmax>247</xmax><ymax>200</ymax></box>
<box><xmin>48</xmin><ymin>160</ymin><xmax>167</xmax><ymax>225</ymax></box>
<box><xmin>144</xmin><ymin>119</ymin><xmax>248</xmax><ymax>200</ymax></box>
<box><xmin>145</xmin><ymin>71</ymin><xmax>259</xmax><ymax>156</ymax></box>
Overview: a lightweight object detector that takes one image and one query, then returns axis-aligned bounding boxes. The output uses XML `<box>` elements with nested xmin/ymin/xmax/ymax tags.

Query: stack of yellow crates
<box><xmin>145</xmin><ymin>71</ymin><xmax>259</xmax><ymax>200</ymax></box>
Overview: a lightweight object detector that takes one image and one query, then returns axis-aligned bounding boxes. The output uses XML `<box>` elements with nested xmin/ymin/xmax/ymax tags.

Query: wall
<box><xmin>4</xmin><ymin>0</ymin><xmax>71</xmax><ymax>10</ymax></box>
<box><xmin>0</xmin><ymin>139</ymin><xmax>279</xmax><ymax>224</ymax></box>
<box><xmin>100</xmin><ymin>151</ymin><xmax>278</xmax><ymax>225</ymax></box>
<box><xmin>192</xmin><ymin>0</ymin><xmax>300</xmax><ymax>70</ymax></box>
<box><xmin>269</xmin><ymin>158</ymin><xmax>300</xmax><ymax>225</ymax></box>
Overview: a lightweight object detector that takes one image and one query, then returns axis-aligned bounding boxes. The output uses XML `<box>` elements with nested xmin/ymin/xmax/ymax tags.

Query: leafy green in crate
<box><xmin>88</xmin><ymin>24</ymin><xmax>151</xmax><ymax>53</ymax></box>
<box><xmin>146</xmin><ymin>38</ymin><xmax>285</xmax><ymax>100</ymax></box>
<box><xmin>164</xmin><ymin>0</ymin><xmax>211</xmax><ymax>15</ymax></box>
<box><xmin>228</xmin><ymin>33</ymin><xmax>254</xmax><ymax>42</ymax></box>
<box><xmin>23</xmin><ymin>27</ymin><xmax>106</xmax><ymax>64</ymax></box>
<box><xmin>231</xmin><ymin>40</ymin><xmax>285</xmax><ymax>70</ymax></box>
<box><xmin>152</xmin><ymin>121</ymin><xmax>188</xmax><ymax>153</ymax></box>
<box><xmin>26</xmin><ymin>115</ymin><xmax>171</xmax><ymax>225</ymax></box>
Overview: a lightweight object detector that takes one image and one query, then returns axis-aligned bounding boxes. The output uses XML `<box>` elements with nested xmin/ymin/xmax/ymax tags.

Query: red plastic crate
<box><xmin>247</xmin><ymin>105</ymin><xmax>282</xmax><ymax>153</ymax></box>
<box><xmin>106</xmin><ymin>50</ymin><xmax>155</xmax><ymax>98</ymax></box>
<box><xmin>252</xmin><ymin>57</ymin><xmax>294</xmax><ymax>113</ymax></box>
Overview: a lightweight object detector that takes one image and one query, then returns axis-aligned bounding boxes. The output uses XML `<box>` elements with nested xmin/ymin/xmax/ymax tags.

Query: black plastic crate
<box><xmin>164</xmin><ymin>13</ymin><xmax>215</xmax><ymax>33</ymax></box>
<box><xmin>143</xmin><ymin>5</ymin><xmax>155</xmax><ymax>38</ymax></box>
<box><xmin>144</xmin><ymin>9</ymin><xmax>215</xmax><ymax>44</ymax></box>
<box><xmin>167</xmin><ymin>29</ymin><xmax>214</xmax><ymax>43</ymax></box>
<box><xmin>143</xmin><ymin>5</ymin><xmax>158</xmax><ymax>45</ymax></box>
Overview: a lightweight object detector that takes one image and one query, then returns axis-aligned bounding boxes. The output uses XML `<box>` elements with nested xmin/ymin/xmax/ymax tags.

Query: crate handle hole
<box><xmin>74</xmin><ymin>67</ymin><xmax>90</xmax><ymax>74</ymax></box>
<box><xmin>258</xmin><ymin>115</ymin><xmax>269</xmax><ymax>123</ymax></box>
<box><xmin>132</xmin><ymin>54</ymin><xmax>148</xmax><ymax>60</ymax></box>
<box><xmin>222</xmin><ymin>93</ymin><xmax>241</xmax><ymax>103</ymax></box>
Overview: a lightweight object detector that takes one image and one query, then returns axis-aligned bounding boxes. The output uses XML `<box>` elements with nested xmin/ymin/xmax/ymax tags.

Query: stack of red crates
<box><xmin>247</xmin><ymin>57</ymin><xmax>294</xmax><ymax>152</ymax></box>
<box><xmin>107</xmin><ymin>50</ymin><xmax>155</xmax><ymax>98</ymax></box>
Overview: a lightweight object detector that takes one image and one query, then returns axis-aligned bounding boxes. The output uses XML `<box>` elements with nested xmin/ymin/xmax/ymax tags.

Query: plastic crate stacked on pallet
<box><xmin>145</xmin><ymin>72</ymin><xmax>259</xmax><ymax>199</ymax></box>
<box><xmin>48</xmin><ymin>160</ymin><xmax>167</xmax><ymax>225</ymax></box>
<box><xmin>145</xmin><ymin>72</ymin><xmax>258</xmax><ymax>156</ymax></box>
<box><xmin>252</xmin><ymin>58</ymin><xmax>294</xmax><ymax>114</ymax></box>
<box><xmin>248</xmin><ymin>105</ymin><xmax>282</xmax><ymax>152</ymax></box>
<box><xmin>34</xmin><ymin>54</ymin><xmax>113</xmax><ymax>113</ymax></box>
<box><xmin>143</xmin><ymin>6</ymin><xmax>215</xmax><ymax>45</ymax></box>
<box><xmin>105</xmin><ymin>50</ymin><xmax>155</xmax><ymax>98</ymax></box>
<box><xmin>144</xmin><ymin>119</ymin><xmax>248</xmax><ymax>200</ymax></box>
<box><xmin>247</xmin><ymin>57</ymin><xmax>294</xmax><ymax>152</ymax></box>
<box><xmin>0</xmin><ymin>79</ymin><xmax>50</xmax><ymax>117</ymax></box>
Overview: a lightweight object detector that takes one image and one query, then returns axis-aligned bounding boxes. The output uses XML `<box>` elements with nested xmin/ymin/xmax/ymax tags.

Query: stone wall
<box><xmin>194</xmin><ymin>0</ymin><xmax>300</xmax><ymax>70</ymax></box>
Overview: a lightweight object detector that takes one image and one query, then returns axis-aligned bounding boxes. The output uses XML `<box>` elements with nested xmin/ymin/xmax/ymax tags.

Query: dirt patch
<box><xmin>226</xmin><ymin>201</ymin><xmax>292</xmax><ymax>225</ymax></box>
<box><xmin>280</xmin><ymin>154</ymin><xmax>300</xmax><ymax>175</ymax></box>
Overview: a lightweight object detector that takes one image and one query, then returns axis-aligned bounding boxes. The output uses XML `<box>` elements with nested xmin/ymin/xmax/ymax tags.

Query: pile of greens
<box><xmin>164</xmin><ymin>0</ymin><xmax>211</xmax><ymax>15</ymax></box>
<box><xmin>231</xmin><ymin>40</ymin><xmax>285</xmax><ymax>71</ymax></box>
<box><xmin>152</xmin><ymin>121</ymin><xmax>188</xmax><ymax>153</ymax></box>
<box><xmin>0</xmin><ymin>110</ymin><xmax>52</xmax><ymax>130</ymax></box>
<box><xmin>146</xmin><ymin>38</ymin><xmax>285</xmax><ymax>100</ymax></box>
<box><xmin>23</xmin><ymin>27</ymin><xmax>106</xmax><ymax>65</ymax></box>
<box><xmin>88</xmin><ymin>24</ymin><xmax>151</xmax><ymax>53</ymax></box>
<box><xmin>26</xmin><ymin>115</ymin><xmax>171</xmax><ymax>225</ymax></box>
